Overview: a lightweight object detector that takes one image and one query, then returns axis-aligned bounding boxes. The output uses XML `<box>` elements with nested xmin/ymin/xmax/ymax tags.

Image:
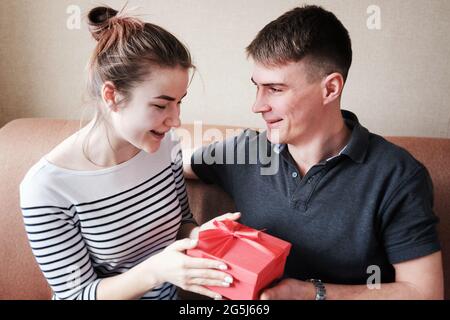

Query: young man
<box><xmin>186</xmin><ymin>5</ymin><xmax>443</xmax><ymax>299</ymax></box>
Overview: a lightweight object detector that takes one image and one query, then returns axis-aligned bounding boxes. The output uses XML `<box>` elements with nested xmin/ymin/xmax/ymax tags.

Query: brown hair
<box><xmin>87</xmin><ymin>5</ymin><xmax>193</xmax><ymax>101</ymax></box>
<box><xmin>82</xmin><ymin>5</ymin><xmax>193</xmax><ymax>165</ymax></box>
<box><xmin>246</xmin><ymin>5</ymin><xmax>352</xmax><ymax>82</ymax></box>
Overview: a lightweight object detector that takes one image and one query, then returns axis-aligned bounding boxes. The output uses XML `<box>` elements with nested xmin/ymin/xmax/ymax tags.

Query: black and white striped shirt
<box><xmin>20</xmin><ymin>131</ymin><xmax>195</xmax><ymax>300</ymax></box>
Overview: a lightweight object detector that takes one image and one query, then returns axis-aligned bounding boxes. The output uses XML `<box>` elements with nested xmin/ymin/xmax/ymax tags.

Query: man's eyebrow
<box><xmin>153</xmin><ymin>92</ymin><xmax>187</xmax><ymax>101</ymax></box>
<box><xmin>250</xmin><ymin>77</ymin><xmax>287</xmax><ymax>87</ymax></box>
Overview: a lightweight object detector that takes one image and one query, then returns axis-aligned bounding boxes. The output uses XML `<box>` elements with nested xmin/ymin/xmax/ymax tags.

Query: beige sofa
<box><xmin>0</xmin><ymin>118</ymin><xmax>449</xmax><ymax>299</ymax></box>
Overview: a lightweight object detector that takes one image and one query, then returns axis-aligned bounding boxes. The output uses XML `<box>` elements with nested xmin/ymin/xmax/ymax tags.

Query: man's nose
<box><xmin>252</xmin><ymin>93</ymin><xmax>271</xmax><ymax>114</ymax></box>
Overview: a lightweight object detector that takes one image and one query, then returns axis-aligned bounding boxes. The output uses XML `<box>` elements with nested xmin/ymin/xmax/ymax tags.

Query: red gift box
<box><xmin>186</xmin><ymin>219</ymin><xmax>292</xmax><ymax>300</ymax></box>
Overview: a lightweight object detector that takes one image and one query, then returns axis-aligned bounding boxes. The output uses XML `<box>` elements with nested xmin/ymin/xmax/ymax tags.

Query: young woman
<box><xmin>19</xmin><ymin>6</ymin><xmax>239</xmax><ymax>300</ymax></box>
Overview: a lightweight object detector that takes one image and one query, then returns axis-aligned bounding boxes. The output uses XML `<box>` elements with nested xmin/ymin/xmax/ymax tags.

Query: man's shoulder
<box><xmin>366</xmin><ymin>131</ymin><xmax>426</xmax><ymax>176</ymax></box>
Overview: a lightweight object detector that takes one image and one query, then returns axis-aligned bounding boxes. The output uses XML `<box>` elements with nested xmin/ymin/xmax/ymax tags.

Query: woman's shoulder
<box><xmin>20</xmin><ymin>134</ymin><xmax>83</xmax><ymax>205</ymax></box>
<box><xmin>20</xmin><ymin>158</ymin><xmax>66</xmax><ymax>209</ymax></box>
<box><xmin>20</xmin><ymin>160</ymin><xmax>73</xmax><ymax>218</ymax></box>
<box><xmin>21</xmin><ymin>139</ymin><xmax>75</xmax><ymax>189</ymax></box>
<box><xmin>45</xmin><ymin>131</ymin><xmax>97</xmax><ymax>171</ymax></box>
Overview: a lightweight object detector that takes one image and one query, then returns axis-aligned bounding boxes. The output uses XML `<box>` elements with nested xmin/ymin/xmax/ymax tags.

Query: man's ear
<box><xmin>101</xmin><ymin>81</ymin><xmax>119</xmax><ymax>112</ymax></box>
<box><xmin>321</xmin><ymin>73</ymin><xmax>344</xmax><ymax>105</ymax></box>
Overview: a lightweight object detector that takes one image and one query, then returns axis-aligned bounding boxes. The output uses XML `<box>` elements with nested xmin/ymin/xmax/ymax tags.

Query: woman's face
<box><xmin>110</xmin><ymin>66</ymin><xmax>190</xmax><ymax>154</ymax></box>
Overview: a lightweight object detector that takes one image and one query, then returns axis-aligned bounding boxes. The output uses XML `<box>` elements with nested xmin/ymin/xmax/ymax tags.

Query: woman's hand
<box><xmin>145</xmin><ymin>238</ymin><xmax>233</xmax><ymax>299</ymax></box>
<box><xmin>189</xmin><ymin>212</ymin><xmax>242</xmax><ymax>240</ymax></box>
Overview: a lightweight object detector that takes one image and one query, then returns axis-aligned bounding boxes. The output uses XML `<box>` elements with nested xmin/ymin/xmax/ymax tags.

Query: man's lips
<box><xmin>265</xmin><ymin>118</ymin><xmax>283</xmax><ymax>128</ymax></box>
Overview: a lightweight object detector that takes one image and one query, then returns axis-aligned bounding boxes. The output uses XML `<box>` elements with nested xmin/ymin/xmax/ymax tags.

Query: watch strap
<box><xmin>308</xmin><ymin>278</ymin><xmax>326</xmax><ymax>300</ymax></box>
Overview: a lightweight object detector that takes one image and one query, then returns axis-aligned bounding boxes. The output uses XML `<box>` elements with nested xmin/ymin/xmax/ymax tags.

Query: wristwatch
<box><xmin>308</xmin><ymin>279</ymin><xmax>326</xmax><ymax>300</ymax></box>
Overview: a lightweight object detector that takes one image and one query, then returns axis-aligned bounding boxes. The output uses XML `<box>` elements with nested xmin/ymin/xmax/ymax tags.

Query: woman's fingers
<box><xmin>186</xmin><ymin>268</ymin><xmax>233</xmax><ymax>284</ymax></box>
<box><xmin>188</xmin><ymin>277</ymin><xmax>232</xmax><ymax>288</ymax></box>
<box><xmin>186</xmin><ymin>257</ymin><xmax>228</xmax><ymax>270</ymax></box>
<box><xmin>216</xmin><ymin>212</ymin><xmax>241</xmax><ymax>221</ymax></box>
<box><xmin>167</xmin><ymin>238</ymin><xmax>198</xmax><ymax>252</ymax></box>
<box><xmin>197</xmin><ymin>212</ymin><xmax>242</xmax><ymax>234</ymax></box>
<box><xmin>186</xmin><ymin>285</ymin><xmax>223</xmax><ymax>300</ymax></box>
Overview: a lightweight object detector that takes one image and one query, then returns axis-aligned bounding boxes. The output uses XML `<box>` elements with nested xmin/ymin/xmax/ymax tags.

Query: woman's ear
<box><xmin>321</xmin><ymin>73</ymin><xmax>344</xmax><ymax>105</ymax></box>
<box><xmin>101</xmin><ymin>81</ymin><xmax>119</xmax><ymax>112</ymax></box>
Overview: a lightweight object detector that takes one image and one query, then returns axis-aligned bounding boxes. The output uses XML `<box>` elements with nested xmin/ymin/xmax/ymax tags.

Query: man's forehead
<box><xmin>251</xmin><ymin>61</ymin><xmax>307</xmax><ymax>84</ymax></box>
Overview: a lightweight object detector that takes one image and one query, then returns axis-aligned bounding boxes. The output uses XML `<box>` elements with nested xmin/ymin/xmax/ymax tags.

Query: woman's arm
<box><xmin>97</xmin><ymin>238</ymin><xmax>233</xmax><ymax>300</ymax></box>
<box><xmin>96</xmin><ymin>257</ymin><xmax>160</xmax><ymax>300</ymax></box>
<box><xmin>22</xmin><ymin>199</ymin><xmax>231</xmax><ymax>300</ymax></box>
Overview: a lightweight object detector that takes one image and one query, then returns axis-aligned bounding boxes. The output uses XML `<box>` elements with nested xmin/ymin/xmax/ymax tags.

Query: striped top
<box><xmin>19</xmin><ymin>131</ymin><xmax>195</xmax><ymax>300</ymax></box>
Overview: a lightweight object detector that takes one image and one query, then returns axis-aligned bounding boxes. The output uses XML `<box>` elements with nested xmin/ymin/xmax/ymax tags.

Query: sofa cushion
<box><xmin>0</xmin><ymin>119</ymin><xmax>448</xmax><ymax>299</ymax></box>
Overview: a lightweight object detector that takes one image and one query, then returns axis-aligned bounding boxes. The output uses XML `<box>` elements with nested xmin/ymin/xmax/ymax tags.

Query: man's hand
<box><xmin>260</xmin><ymin>278</ymin><xmax>316</xmax><ymax>300</ymax></box>
<box><xmin>189</xmin><ymin>212</ymin><xmax>241</xmax><ymax>239</ymax></box>
<box><xmin>260</xmin><ymin>252</ymin><xmax>444</xmax><ymax>300</ymax></box>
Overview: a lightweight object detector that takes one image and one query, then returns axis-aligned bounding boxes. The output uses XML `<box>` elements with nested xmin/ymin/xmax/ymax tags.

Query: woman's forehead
<box><xmin>133</xmin><ymin>68</ymin><xmax>189</xmax><ymax>95</ymax></box>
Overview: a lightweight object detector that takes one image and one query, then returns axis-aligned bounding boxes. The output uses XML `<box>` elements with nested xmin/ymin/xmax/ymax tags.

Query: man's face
<box><xmin>251</xmin><ymin>60</ymin><xmax>325</xmax><ymax>145</ymax></box>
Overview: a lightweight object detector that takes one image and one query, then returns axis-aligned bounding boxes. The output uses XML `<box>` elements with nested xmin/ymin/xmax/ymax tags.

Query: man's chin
<box><xmin>266</xmin><ymin>128</ymin><xmax>284</xmax><ymax>144</ymax></box>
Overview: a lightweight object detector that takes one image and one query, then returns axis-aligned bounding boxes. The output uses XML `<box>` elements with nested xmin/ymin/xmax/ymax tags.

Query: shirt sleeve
<box><xmin>169</xmin><ymin>132</ymin><xmax>197</xmax><ymax>226</ymax></box>
<box><xmin>379</xmin><ymin>165</ymin><xmax>441</xmax><ymax>264</ymax></box>
<box><xmin>190</xmin><ymin>131</ymin><xmax>245</xmax><ymax>195</ymax></box>
<box><xmin>20</xmin><ymin>175</ymin><xmax>101</xmax><ymax>300</ymax></box>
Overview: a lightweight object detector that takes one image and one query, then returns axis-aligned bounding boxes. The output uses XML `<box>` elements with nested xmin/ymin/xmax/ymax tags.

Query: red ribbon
<box><xmin>196</xmin><ymin>219</ymin><xmax>276</xmax><ymax>259</ymax></box>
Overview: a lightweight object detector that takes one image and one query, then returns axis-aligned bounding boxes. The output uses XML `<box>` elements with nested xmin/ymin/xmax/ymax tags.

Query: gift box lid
<box><xmin>193</xmin><ymin>220</ymin><xmax>292</xmax><ymax>280</ymax></box>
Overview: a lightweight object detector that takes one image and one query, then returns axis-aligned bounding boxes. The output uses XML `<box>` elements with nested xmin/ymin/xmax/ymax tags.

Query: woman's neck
<box><xmin>80</xmin><ymin>118</ymin><xmax>140</xmax><ymax>168</ymax></box>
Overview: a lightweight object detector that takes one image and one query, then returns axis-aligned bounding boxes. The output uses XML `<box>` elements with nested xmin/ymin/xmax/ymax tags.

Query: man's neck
<box><xmin>287</xmin><ymin>113</ymin><xmax>351</xmax><ymax>177</ymax></box>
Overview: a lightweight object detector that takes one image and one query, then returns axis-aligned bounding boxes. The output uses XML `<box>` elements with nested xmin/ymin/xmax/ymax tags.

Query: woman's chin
<box><xmin>142</xmin><ymin>142</ymin><xmax>161</xmax><ymax>154</ymax></box>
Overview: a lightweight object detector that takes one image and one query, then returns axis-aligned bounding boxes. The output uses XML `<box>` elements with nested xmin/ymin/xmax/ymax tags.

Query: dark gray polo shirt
<box><xmin>191</xmin><ymin>110</ymin><xmax>440</xmax><ymax>284</ymax></box>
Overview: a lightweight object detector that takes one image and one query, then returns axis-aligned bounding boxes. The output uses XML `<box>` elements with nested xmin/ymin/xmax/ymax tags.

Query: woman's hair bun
<box><xmin>87</xmin><ymin>6</ymin><xmax>119</xmax><ymax>41</ymax></box>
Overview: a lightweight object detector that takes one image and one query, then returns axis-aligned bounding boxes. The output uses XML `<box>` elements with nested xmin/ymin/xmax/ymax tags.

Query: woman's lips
<box><xmin>149</xmin><ymin>130</ymin><xmax>166</xmax><ymax>140</ymax></box>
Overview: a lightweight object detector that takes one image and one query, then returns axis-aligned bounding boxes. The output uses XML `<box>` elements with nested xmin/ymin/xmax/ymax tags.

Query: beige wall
<box><xmin>1</xmin><ymin>0</ymin><xmax>449</xmax><ymax>138</ymax></box>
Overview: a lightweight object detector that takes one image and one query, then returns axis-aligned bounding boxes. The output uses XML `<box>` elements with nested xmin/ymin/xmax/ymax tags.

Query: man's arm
<box><xmin>183</xmin><ymin>162</ymin><xmax>198</xmax><ymax>180</ymax></box>
<box><xmin>260</xmin><ymin>251</ymin><xmax>444</xmax><ymax>300</ymax></box>
<box><xmin>179</xmin><ymin>144</ymin><xmax>196</xmax><ymax>180</ymax></box>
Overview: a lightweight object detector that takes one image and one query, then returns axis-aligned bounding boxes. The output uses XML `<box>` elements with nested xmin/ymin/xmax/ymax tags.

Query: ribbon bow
<box><xmin>196</xmin><ymin>219</ymin><xmax>276</xmax><ymax>259</ymax></box>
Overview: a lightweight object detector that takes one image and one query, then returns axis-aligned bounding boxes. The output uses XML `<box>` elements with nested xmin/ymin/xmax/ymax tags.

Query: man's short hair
<box><xmin>246</xmin><ymin>5</ymin><xmax>352</xmax><ymax>82</ymax></box>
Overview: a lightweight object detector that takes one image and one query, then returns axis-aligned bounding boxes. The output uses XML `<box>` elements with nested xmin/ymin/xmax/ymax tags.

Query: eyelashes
<box><xmin>152</xmin><ymin>102</ymin><xmax>183</xmax><ymax>110</ymax></box>
<box><xmin>269</xmin><ymin>87</ymin><xmax>283</xmax><ymax>93</ymax></box>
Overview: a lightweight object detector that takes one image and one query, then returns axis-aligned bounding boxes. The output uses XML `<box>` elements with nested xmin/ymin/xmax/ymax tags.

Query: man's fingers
<box><xmin>260</xmin><ymin>289</ymin><xmax>272</xmax><ymax>300</ymax></box>
<box><xmin>260</xmin><ymin>279</ymin><xmax>292</xmax><ymax>300</ymax></box>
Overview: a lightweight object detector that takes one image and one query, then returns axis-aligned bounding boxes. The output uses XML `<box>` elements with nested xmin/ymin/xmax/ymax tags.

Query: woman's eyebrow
<box><xmin>153</xmin><ymin>92</ymin><xmax>187</xmax><ymax>101</ymax></box>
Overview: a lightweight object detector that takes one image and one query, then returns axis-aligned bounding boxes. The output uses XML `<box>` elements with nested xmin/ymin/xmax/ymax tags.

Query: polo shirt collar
<box><xmin>340</xmin><ymin>110</ymin><xmax>370</xmax><ymax>164</ymax></box>
<box><xmin>271</xmin><ymin>109</ymin><xmax>370</xmax><ymax>164</ymax></box>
